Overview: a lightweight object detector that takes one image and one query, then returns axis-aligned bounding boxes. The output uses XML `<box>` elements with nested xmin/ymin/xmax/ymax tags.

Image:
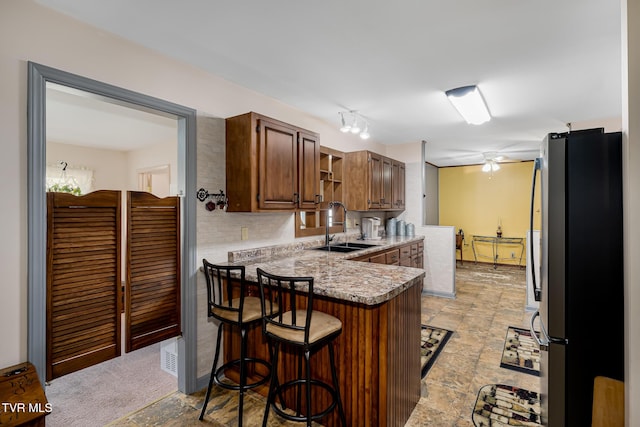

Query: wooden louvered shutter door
<box><xmin>46</xmin><ymin>190</ymin><xmax>122</xmax><ymax>381</ymax></box>
<box><xmin>126</xmin><ymin>191</ymin><xmax>181</xmax><ymax>352</ymax></box>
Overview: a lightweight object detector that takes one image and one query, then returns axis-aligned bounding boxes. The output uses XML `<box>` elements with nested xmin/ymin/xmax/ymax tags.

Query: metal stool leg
<box><xmin>262</xmin><ymin>341</ymin><xmax>280</xmax><ymax>427</ymax></box>
<box><xmin>304</xmin><ymin>348</ymin><xmax>312</xmax><ymax>427</ymax></box>
<box><xmin>199</xmin><ymin>324</ymin><xmax>223</xmax><ymax>421</ymax></box>
<box><xmin>238</xmin><ymin>326</ymin><xmax>248</xmax><ymax>426</ymax></box>
<box><xmin>296</xmin><ymin>352</ymin><xmax>303</xmax><ymax>417</ymax></box>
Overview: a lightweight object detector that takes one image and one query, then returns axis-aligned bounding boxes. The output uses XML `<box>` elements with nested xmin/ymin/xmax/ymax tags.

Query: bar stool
<box><xmin>199</xmin><ymin>260</ymin><xmax>271</xmax><ymax>425</ymax></box>
<box><xmin>256</xmin><ymin>268</ymin><xmax>346</xmax><ymax>427</ymax></box>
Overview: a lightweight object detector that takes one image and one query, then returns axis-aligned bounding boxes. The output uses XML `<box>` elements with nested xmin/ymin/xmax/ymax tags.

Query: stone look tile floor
<box><xmin>108</xmin><ymin>263</ymin><xmax>541</xmax><ymax>426</ymax></box>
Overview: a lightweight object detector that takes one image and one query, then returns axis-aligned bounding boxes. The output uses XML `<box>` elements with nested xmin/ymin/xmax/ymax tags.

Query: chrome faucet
<box><xmin>325</xmin><ymin>201</ymin><xmax>347</xmax><ymax>246</ymax></box>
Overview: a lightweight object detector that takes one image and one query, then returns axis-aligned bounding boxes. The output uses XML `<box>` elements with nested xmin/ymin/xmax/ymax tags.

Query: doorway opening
<box><xmin>28</xmin><ymin>63</ymin><xmax>198</xmax><ymax>413</ymax></box>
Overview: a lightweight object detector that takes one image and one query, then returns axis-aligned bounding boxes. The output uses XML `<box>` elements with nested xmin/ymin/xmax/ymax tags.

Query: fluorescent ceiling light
<box><xmin>445</xmin><ymin>85</ymin><xmax>491</xmax><ymax>125</ymax></box>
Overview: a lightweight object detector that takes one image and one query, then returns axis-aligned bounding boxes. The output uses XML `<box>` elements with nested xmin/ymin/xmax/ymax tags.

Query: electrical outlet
<box><xmin>241</xmin><ymin>227</ymin><xmax>249</xmax><ymax>241</ymax></box>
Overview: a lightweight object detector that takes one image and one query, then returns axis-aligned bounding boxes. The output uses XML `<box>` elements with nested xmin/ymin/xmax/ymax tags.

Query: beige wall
<box><xmin>127</xmin><ymin>140</ymin><xmax>178</xmax><ymax>196</ymax></box>
<box><xmin>47</xmin><ymin>142</ymin><xmax>129</xmax><ymax>192</ymax></box>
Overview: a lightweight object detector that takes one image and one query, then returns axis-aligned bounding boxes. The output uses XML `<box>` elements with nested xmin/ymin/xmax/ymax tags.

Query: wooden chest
<box><xmin>0</xmin><ymin>362</ymin><xmax>49</xmax><ymax>426</ymax></box>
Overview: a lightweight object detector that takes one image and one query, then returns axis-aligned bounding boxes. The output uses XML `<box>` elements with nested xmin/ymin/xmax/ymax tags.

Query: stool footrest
<box><xmin>270</xmin><ymin>378</ymin><xmax>338</xmax><ymax>422</ymax></box>
<box><xmin>213</xmin><ymin>357</ymin><xmax>271</xmax><ymax>391</ymax></box>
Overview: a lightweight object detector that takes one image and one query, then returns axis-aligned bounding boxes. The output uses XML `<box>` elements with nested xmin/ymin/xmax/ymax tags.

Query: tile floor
<box><xmin>108</xmin><ymin>263</ymin><xmax>541</xmax><ymax>426</ymax></box>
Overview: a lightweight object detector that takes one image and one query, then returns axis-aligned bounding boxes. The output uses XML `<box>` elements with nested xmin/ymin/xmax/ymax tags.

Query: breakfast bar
<box><xmin>220</xmin><ymin>236</ymin><xmax>425</xmax><ymax>427</ymax></box>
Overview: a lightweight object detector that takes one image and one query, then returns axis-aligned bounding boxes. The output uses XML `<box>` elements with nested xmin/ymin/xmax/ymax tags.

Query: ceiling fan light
<box><xmin>482</xmin><ymin>162</ymin><xmax>491</xmax><ymax>172</ymax></box>
<box><xmin>491</xmin><ymin>162</ymin><xmax>500</xmax><ymax>171</ymax></box>
<box><xmin>445</xmin><ymin>85</ymin><xmax>491</xmax><ymax>125</ymax></box>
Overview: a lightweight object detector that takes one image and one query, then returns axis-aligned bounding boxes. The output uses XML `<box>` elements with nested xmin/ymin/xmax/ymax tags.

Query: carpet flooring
<box><xmin>44</xmin><ymin>342</ymin><xmax>177</xmax><ymax>427</ymax></box>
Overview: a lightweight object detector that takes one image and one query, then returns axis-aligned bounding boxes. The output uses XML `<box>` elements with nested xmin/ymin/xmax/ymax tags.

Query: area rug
<box><xmin>500</xmin><ymin>326</ymin><xmax>540</xmax><ymax>376</ymax></box>
<box><xmin>472</xmin><ymin>384</ymin><xmax>542</xmax><ymax>426</ymax></box>
<box><xmin>421</xmin><ymin>324</ymin><xmax>453</xmax><ymax>378</ymax></box>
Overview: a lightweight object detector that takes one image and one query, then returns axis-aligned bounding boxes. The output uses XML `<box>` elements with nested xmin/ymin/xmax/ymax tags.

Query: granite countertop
<box><xmin>226</xmin><ymin>236</ymin><xmax>426</xmax><ymax>306</ymax></box>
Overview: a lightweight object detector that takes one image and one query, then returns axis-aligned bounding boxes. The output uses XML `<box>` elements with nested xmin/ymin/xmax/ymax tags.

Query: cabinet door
<box><xmin>298</xmin><ymin>131</ymin><xmax>320</xmax><ymax>210</ymax></box>
<box><xmin>381</xmin><ymin>156</ymin><xmax>393</xmax><ymax>209</ymax></box>
<box><xmin>370</xmin><ymin>252</ymin><xmax>387</xmax><ymax>264</ymax></box>
<box><xmin>258</xmin><ymin>118</ymin><xmax>298</xmax><ymax>209</ymax></box>
<box><xmin>385</xmin><ymin>248</ymin><xmax>400</xmax><ymax>265</ymax></box>
<box><xmin>392</xmin><ymin>161</ymin><xmax>406</xmax><ymax>210</ymax></box>
<box><xmin>369</xmin><ymin>152</ymin><xmax>383</xmax><ymax>209</ymax></box>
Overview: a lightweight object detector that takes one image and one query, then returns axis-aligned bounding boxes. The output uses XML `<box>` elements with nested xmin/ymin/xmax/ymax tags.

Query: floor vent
<box><xmin>161</xmin><ymin>338</ymin><xmax>178</xmax><ymax>377</ymax></box>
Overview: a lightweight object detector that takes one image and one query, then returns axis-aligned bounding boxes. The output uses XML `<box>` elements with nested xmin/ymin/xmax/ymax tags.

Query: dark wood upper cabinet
<box><xmin>345</xmin><ymin>150</ymin><xmax>405</xmax><ymax>211</ymax></box>
<box><xmin>369</xmin><ymin>152</ymin><xmax>383</xmax><ymax>210</ymax></box>
<box><xmin>258</xmin><ymin>118</ymin><xmax>298</xmax><ymax>210</ymax></box>
<box><xmin>226</xmin><ymin>112</ymin><xmax>320</xmax><ymax>212</ymax></box>
<box><xmin>392</xmin><ymin>160</ymin><xmax>406</xmax><ymax>210</ymax></box>
<box><xmin>297</xmin><ymin>130</ymin><xmax>321</xmax><ymax>210</ymax></box>
<box><xmin>382</xmin><ymin>156</ymin><xmax>393</xmax><ymax>209</ymax></box>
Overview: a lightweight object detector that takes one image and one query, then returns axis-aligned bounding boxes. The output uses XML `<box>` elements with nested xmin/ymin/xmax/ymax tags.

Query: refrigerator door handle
<box><xmin>529</xmin><ymin>310</ymin><xmax>549</xmax><ymax>349</ymax></box>
<box><xmin>529</xmin><ymin>157</ymin><xmax>542</xmax><ymax>302</ymax></box>
<box><xmin>530</xmin><ymin>310</ymin><xmax>568</xmax><ymax>349</ymax></box>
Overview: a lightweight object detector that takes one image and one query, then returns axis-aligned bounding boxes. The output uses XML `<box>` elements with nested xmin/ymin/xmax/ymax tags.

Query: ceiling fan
<box><xmin>481</xmin><ymin>152</ymin><xmax>505</xmax><ymax>172</ymax></box>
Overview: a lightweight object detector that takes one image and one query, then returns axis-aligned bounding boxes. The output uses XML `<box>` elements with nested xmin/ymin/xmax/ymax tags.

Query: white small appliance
<box><xmin>361</xmin><ymin>217</ymin><xmax>381</xmax><ymax>240</ymax></box>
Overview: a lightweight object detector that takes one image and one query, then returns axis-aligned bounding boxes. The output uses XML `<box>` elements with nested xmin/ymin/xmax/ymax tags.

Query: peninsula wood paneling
<box><xmin>223</xmin><ymin>277</ymin><xmax>423</xmax><ymax>426</ymax></box>
<box><xmin>46</xmin><ymin>190</ymin><xmax>121</xmax><ymax>381</ymax></box>
<box><xmin>125</xmin><ymin>191</ymin><xmax>181</xmax><ymax>352</ymax></box>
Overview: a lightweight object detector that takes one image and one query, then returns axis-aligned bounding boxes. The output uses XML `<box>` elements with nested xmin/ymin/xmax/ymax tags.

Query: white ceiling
<box><xmin>47</xmin><ymin>83</ymin><xmax>178</xmax><ymax>151</ymax></box>
<box><xmin>37</xmin><ymin>0</ymin><xmax>622</xmax><ymax>166</ymax></box>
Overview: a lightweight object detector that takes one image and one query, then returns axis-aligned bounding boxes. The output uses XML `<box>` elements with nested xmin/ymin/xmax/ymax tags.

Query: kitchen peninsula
<box><xmin>220</xmin><ymin>235</ymin><xmax>425</xmax><ymax>427</ymax></box>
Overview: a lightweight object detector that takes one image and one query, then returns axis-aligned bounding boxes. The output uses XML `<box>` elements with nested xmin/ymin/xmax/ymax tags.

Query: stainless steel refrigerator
<box><xmin>528</xmin><ymin>128</ymin><xmax>624</xmax><ymax>427</ymax></box>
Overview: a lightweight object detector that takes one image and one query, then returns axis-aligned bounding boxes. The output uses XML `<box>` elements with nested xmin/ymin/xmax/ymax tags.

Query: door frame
<box><xmin>27</xmin><ymin>62</ymin><xmax>198</xmax><ymax>393</ymax></box>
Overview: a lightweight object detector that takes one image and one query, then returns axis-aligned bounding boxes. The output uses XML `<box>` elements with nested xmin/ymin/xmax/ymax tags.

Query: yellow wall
<box><xmin>439</xmin><ymin>161</ymin><xmax>541</xmax><ymax>266</ymax></box>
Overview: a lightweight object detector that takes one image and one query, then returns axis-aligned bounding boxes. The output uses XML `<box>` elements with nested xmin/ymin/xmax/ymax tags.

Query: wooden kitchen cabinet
<box><xmin>295</xmin><ymin>146</ymin><xmax>345</xmax><ymax>238</ymax></box>
<box><xmin>226</xmin><ymin>112</ymin><xmax>320</xmax><ymax>212</ymax></box>
<box><xmin>400</xmin><ymin>241</ymin><xmax>423</xmax><ymax>268</ymax></box>
<box><xmin>367</xmin><ymin>248</ymin><xmax>399</xmax><ymax>265</ymax></box>
<box><xmin>344</xmin><ymin>150</ymin><xmax>405</xmax><ymax>211</ymax></box>
<box><xmin>353</xmin><ymin>242</ymin><xmax>419</xmax><ymax>268</ymax></box>
<box><xmin>392</xmin><ymin>160</ymin><xmax>406</xmax><ymax>210</ymax></box>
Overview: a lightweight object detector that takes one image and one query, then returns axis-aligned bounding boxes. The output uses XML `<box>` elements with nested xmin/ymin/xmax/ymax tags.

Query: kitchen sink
<box><xmin>335</xmin><ymin>242</ymin><xmax>378</xmax><ymax>248</ymax></box>
<box><xmin>310</xmin><ymin>242</ymin><xmax>378</xmax><ymax>253</ymax></box>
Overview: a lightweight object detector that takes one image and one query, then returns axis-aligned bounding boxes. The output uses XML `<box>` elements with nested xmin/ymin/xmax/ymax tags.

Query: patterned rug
<box><xmin>500</xmin><ymin>326</ymin><xmax>541</xmax><ymax>376</ymax></box>
<box><xmin>421</xmin><ymin>324</ymin><xmax>453</xmax><ymax>378</ymax></box>
<box><xmin>472</xmin><ymin>384</ymin><xmax>542</xmax><ymax>426</ymax></box>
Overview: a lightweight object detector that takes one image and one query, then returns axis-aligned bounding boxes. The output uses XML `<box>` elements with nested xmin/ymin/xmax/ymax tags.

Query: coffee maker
<box><xmin>361</xmin><ymin>217</ymin><xmax>381</xmax><ymax>240</ymax></box>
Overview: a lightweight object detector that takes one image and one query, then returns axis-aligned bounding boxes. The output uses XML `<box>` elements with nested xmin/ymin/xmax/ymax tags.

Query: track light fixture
<box><xmin>338</xmin><ymin>111</ymin><xmax>370</xmax><ymax>139</ymax></box>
